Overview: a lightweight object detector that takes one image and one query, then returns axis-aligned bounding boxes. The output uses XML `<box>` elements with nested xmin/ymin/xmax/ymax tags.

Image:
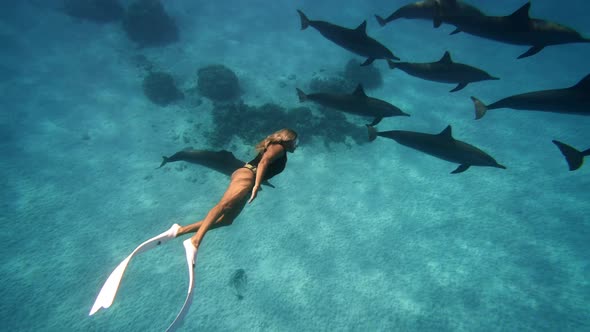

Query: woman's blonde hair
<box><xmin>255</xmin><ymin>128</ymin><xmax>298</xmax><ymax>153</ymax></box>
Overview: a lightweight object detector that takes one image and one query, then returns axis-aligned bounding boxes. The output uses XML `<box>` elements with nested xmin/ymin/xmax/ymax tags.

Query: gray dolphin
<box><xmin>375</xmin><ymin>0</ymin><xmax>485</xmax><ymax>28</ymax></box>
<box><xmin>387</xmin><ymin>51</ymin><xmax>499</xmax><ymax>92</ymax></box>
<box><xmin>297</xmin><ymin>84</ymin><xmax>409</xmax><ymax>126</ymax></box>
<box><xmin>471</xmin><ymin>74</ymin><xmax>590</xmax><ymax>120</ymax></box>
<box><xmin>552</xmin><ymin>140</ymin><xmax>589</xmax><ymax>171</ymax></box>
<box><xmin>438</xmin><ymin>2</ymin><xmax>590</xmax><ymax>59</ymax></box>
<box><xmin>297</xmin><ymin>10</ymin><xmax>399</xmax><ymax>65</ymax></box>
<box><xmin>368</xmin><ymin>125</ymin><xmax>506</xmax><ymax>173</ymax></box>
<box><xmin>158</xmin><ymin>149</ymin><xmax>274</xmax><ymax>187</ymax></box>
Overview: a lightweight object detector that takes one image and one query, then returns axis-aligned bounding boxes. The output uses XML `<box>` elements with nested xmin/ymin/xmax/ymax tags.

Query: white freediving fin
<box><xmin>166</xmin><ymin>239</ymin><xmax>198</xmax><ymax>332</ymax></box>
<box><xmin>89</xmin><ymin>224</ymin><xmax>181</xmax><ymax>316</ymax></box>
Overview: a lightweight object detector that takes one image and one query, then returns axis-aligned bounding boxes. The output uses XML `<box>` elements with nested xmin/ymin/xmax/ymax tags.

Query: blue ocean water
<box><xmin>1</xmin><ymin>0</ymin><xmax>589</xmax><ymax>331</ymax></box>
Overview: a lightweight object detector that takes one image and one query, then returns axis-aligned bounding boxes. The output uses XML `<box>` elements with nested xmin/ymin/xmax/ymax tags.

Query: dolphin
<box><xmin>552</xmin><ymin>140</ymin><xmax>589</xmax><ymax>171</ymax></box>
<box><xmin>375</xmin><ymin>0</ymin><xmax>485</xmax><ymax>28</ymax></box>
<box><xmin>297</xmin><ymin>9</ymin><xmax>399</xmax><ymax>65</ymax></box>
<box><xmin>387</xmin><ymin>51</ymin><xmax>499</xmax><ymax>92</ymax></box>
<box><xmin>367</xmin><ymin>125</ymin><xmax>506</xmax><ymax>173</ymax></box>
<box><xmin>296</xmin><ymin>84</ymin><xmax>409</xmax><ymax>126</ymax></box>
<box><xmin>437</xmin><ymin>2</ymin><xmax>590</xmax><ymax>59</ymax></box>
<box><xmin>471</xmin><ymin>73</ymin><xmax>590</xmax><ymax>120</ymax></box>
<box><xmin>158</xmin><ymin>149</ymin><xmax>275</xmax><ymax>187</ymax></box>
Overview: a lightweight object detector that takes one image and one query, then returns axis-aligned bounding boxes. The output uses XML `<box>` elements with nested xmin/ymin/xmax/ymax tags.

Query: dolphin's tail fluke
<box><xmin>450</xmin><ymin>27</ymin><xmax>462</xmax><ymax>35</ymax></box>
<box><xmin>297</xmin><ymin>10</ymin><xmax>310</xmax><ymax>30</ymax></box>
<box><xmin>470</xmin><ymin>96</ymin><xmax>488</xmax><ymax>120</ymax></box>
<box><xmin>367</xmin><ymin>125</ymin><xmax>378</xmax><ymax>142</ymax></box>
<box><xmin>552</xmin><ymin>140</ymin><xmax>588</xmax><ymax>171</ymax></box>
<box><xmin>296</xmin><ymin>88</ymin><xmax>307</xmax><ymax>102</ymax></box>
<box><xmin>387</xmin><ymin>59</ymin><xmax>397</xmax><ymax>70</ymax></box>
<box><xmin>158</xmin><ymin>156</ymin><xmax>170</xmax><ymax>169</ymax></box>
<box><xmin>374</xmin><ymin>15</ymin><xmax>387</xmax><ymax>27</ymax></box>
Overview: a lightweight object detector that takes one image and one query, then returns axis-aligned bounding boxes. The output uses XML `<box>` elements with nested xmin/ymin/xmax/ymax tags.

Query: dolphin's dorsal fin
<box><xmin>507</xmin><ymin>2</ymin><xmax>531</xmax><ymax>23</ymax></box>
<box><xmin>353</xmin><ymin>84</ymin><xmax>367</xmax><ymax>97</ymax></box>
<box><xmin>355</xmin><ymin>21</ymin><xmax>367</xmax><ymax>34</ymax></box>
<box><xmin>438</xmin><ymin>125</ymin><xmax>454</xmax><ymax>140</ymax></box>
<box><xmin>438</xmin><ymin>51</ymin><xmax>453</xmax><ymax>64</ymax></box>
<box><xmin>572</xmin><ymin>73</ymin><xmax>590</xmax><ymax>90</ymax></box>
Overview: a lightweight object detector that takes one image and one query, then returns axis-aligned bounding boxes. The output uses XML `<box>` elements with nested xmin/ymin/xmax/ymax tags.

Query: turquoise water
<box><xmin>1</xmin><ymin>1</ymin><xmax>589</xmax><ymax>331</ymax></box>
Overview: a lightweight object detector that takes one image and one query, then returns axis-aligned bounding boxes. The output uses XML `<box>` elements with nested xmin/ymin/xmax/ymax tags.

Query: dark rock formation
<box><xmin>63</xmin><ymin>0</ymin><xmax>125</xmax><ymax>23</ymax></box>
<box><xmin>207</xmin><ymin>101</ymin><xmax>365</xmax><ymax>148</ymax></box>
<box><xmin>142</xmin><ymin>71</ymin><xmax>184</xmax><ymax>106</ymax></box>
<box><xmin>197</xmin><ymin>65</ymin><xmax>241</xmax><ymax>102</ymax></box>
<box><xmin>122</xmin><ymin>0</ymin><xmax>179</xmax><ymax>47</ymax></box>
<box><xmin>343</xmin><ymin>59</ymin><xmax>383</xmax><ymax>90</ymax></box>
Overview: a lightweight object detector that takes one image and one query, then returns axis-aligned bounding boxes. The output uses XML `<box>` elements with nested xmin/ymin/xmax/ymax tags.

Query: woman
<box><xmin>90</xmin><ymin>128</ymin><xmax>298</xmax><ymax>331</ymax></box>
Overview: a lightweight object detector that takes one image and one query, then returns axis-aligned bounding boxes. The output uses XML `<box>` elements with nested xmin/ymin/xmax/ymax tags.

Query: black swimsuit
<box><xmin>244</xmin><ymin>144</ymin><xmax>288</xmax><ymax>181</ymax></box>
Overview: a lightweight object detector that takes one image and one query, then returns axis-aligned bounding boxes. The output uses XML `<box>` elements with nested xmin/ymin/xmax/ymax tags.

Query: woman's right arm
<box><xmin>248</xmin><ymin>144</ymin><xmax>285</xmax><ymax>203</ymax></box>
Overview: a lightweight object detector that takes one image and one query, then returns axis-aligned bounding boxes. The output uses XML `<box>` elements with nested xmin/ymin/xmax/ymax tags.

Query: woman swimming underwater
<box><xmin>89</xmin><ymin>128</ymin><xmax>298</xmax><ymax>331</ymax></box>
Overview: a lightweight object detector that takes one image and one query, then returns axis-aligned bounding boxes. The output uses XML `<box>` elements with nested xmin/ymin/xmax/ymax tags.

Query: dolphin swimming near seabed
<box><xmin>552</xmin><ymin>140</ymin><xmax>589</xmax><ymax>171</ymax></box>
<box><xmin>471</xmin><ymin>73</ymin><xmax>590</xmax><ymax>120</ymax></box>
<box><xmin>368</xmin><ymin>125</ymin><xmax>506</xmax><ymax>173</ymax></box>
<box><xmin>297</xmin><ymin>84</ymin><xmax>409</xmax><ymax>126</ymax></box>
<box><xmin>158</xmin><ymin>149</ymin><xmax>275</xmax><ymax>187</ymax></box>
<box><xmin>375</xmin><ymin>0</ymin><xmax>485</xmax><ymax>28</ymax></box>
<box><xmin>387</xmin><ymin>51</ymin><xmax>499</xmax><ymax>92</ymax></box>
<box><xmin>436</xmin><ymin>2</ymin><xmax>590</xmax><ymax>59</ymax></box>
<box><xmin>297</xmin><ymin>9</ymin><xmax>399</xmax><ymax>65</ymax></box>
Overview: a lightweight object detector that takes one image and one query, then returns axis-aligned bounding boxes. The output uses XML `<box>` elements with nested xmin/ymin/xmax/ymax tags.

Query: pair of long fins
<box><xmin>89</xmin><ymin>224</ymin><xmax>198</xmax><ymax>332</ymax></box>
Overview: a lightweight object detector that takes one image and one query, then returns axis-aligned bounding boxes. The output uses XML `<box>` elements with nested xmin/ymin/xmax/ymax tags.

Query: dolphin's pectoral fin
<box><xmin>368</xmin><ymin>117</ymin><xmax>383</xmax><ymax>126</ymax></box>
<box><xmin>361</xmin><ymin>58</ymin><xmax>375</xmax><ymax>66</ymax></box>
<box><xmin>451</xmin><ymin>164</ymin><xmax>470</xmax><ymax>174</ymax></box>
<box><xmin>450</xmin><ymin>28</ymin><xmax>461</xmax><ymax>35</ymax></box>
<box><xmin>262</xmin><ymin>180</ymin><xmax>275</xmax><ymax>188</ymax></box>
<box><xmin>450</xmin><ymin>83</ymin><xmax>467</xmax><ymax>92</ymax></box>
<box><xmin>517</xmin><ymin>46</ymin><xmax>544</xmax><ymax>59</ymax></box>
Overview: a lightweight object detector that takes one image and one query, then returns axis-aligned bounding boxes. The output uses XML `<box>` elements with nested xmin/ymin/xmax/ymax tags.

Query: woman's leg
<box><xmin>189</xmin><ymin>170</ymin><xmax>253</xmax><ymax>247</ymax></box>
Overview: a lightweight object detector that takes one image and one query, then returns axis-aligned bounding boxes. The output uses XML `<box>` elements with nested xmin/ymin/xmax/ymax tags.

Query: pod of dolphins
<box><xmin>163</xmin><ymin>1</ymin><xmax>588</xmax><ymax>173</ymax></box>
<box><xmin>293</xmin><ymin>1</ymin><xmax>588</xmax><ymax>172</ymax></box>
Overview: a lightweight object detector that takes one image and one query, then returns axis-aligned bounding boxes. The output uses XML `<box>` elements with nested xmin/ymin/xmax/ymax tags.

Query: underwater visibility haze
<box><xmin>1</xmin><ymin>0</ymin><xmax>589</xmax><ymax>331</ymax></box>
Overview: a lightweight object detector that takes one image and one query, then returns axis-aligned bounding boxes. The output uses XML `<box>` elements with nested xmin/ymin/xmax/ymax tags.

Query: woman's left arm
<box><xmin>248</xmin><ymin>144</ymin><xmax>285</xmax><ymax>203</ymax></box>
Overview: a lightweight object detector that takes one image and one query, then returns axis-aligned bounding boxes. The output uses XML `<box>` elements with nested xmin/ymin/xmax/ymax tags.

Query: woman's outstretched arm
<box><xmin>248</xmin><ymin>144</ymin><xmax>285</xmax><ymax>203</ymax></box>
